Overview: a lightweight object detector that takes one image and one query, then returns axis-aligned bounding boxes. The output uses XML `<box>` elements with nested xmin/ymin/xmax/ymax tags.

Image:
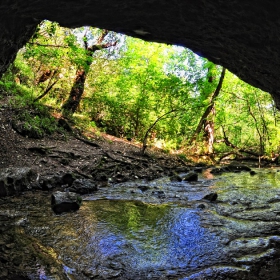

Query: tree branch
<box><xmin>27</xmin><ymin>42</ymin><xmax>68</xmax><ymax>48</ymax></box>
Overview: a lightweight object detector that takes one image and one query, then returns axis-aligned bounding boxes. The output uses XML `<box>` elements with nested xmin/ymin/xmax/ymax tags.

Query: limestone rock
<box><xmin>227</xmin><ymin>163</ymin><xmax>251</xmax><ymax>172</ymax></box>
<box><xmin>51</xmin><ymin>191</ymin><xmax>82</xmax><ymax>214</ymax></box>
<box><xmin>0</xmin><ymin>167</ymin><xmax>35</xmax><ymax>197</ymax></box>
<box><xmin>203</xmin><ymin>192</ymin><xmax>218</xmax><ymax>202</ymax></box>
<box><xmin>170</xmin><ymin>174</ymin><xmax>183</xmax><ymax>182</ymax></box>
<box><xmin>183</xmin><ymin>171</ymin><xmax>198</xmax><ymax>182</ymax></box>
<box><xmin>69</xmin><ymin>179</ymin><xmax>98</xmax><ymax>194</ymax></box>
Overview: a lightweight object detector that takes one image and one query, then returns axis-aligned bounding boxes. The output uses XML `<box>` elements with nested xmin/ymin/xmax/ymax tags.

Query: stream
<box><xmin>1</xmin><ymin>168</ymin><xmax>280</xmax><ymax>279</ymax></box>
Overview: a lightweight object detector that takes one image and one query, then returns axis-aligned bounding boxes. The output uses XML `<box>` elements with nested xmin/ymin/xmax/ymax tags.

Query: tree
<box><xmin>189</xmin><ymin>67</ymin><xmax>226</xmax><ymax>153</ymax></box>
<box><xmin>4</xmin><ymin>20</ymin><xmax>280</xmax><ymax>161</ymax></box>
<box><xmin>61</xmin><ymin>29</ymin><xmax>117</xmax><ymax>116</ymax></box>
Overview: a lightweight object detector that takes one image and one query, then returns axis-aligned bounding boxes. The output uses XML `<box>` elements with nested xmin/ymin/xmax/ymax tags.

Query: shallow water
<box><xmin>2</xmin><ymin>168</ymin><xmax>280</xmax><ymax>279</ymax></box>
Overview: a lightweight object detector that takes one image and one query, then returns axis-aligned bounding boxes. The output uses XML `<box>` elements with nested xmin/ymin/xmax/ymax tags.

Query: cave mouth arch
<box><xmin>1</xmin><ymin>1</ymin><xmax>280</xmax><ymax>107</ymax></box>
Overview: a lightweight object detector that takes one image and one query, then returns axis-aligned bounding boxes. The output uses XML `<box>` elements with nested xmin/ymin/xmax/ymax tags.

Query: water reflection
<box><xmin>64</xmin><ymin>200</ymin><xmax>224</xmax><ymax>276</ymax></box>
<box><xmin>9</xmin><ymin>169</ymin><xmax>280</xmax><ymax>279</ymax></box>
<box><xmin>212</xmin><ymin>169</ymin><xmax>280</xmax><ymax>204</ymax></box>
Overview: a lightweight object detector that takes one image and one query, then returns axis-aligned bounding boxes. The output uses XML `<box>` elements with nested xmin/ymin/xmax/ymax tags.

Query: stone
<box><xmin>61</xmin><ymin>173</ymin><xmax>75</xmax><ymax>186</ymax></box>
<box><xmin>193</xmin><ymin>167</ymin><xmax>204</xmax><ymax>173</ymax></box>
<box><xmin>203</xmin><ymin>192</ymin><xmax>218</xmax><ymax>202</ymax></box>
<box><xmin>152</xmin><ymin>190</ymin><xmax>165</xmax><ymax>199</ymax></box>
<box><xmin>40</xmin><ymin>175</ymin><xmax>61</xmax><ymax>190</ymax></box>
<box><xmin>170</xmin><ymin>174</ymin><xmax>183</xmax><ymax>182</ymax></box>
<box><xmin>174</xmin><ymin>167</ymin><xmax>190</xmax><ymax>173</ymax></box>
<box><xmin>69</xmin><ymin>179</ymin><xmax>98</xmax><ymax>194</ymax></box>
<box><xmin>1</xmin><ymin>2</ymin><xmax>280</xmax><ymax>108</ymax></box>
<box><xmin>0</xmin><ymin>167</ymin><xmax>35</xmax><ymax>197</ymax></box>
<box><xmin>197</xmin><ymin>203</ymin><xmax>206</xmax><ymax>209</ymax></box>
<box><xmin>51</xmin><ymin>191</ymin><xmax>82</xmax><ymax>214</ymax></box>
<box><xmin>210</xmin><ymin>167</ymin><xmax>228</xmax><ymax>174</ymax></box>
<box><xmin>183</xmin><ymin>171</ymin><xmax>198</xmax><ymax>182</ymax></box>
<box><xmin>227</xmin><ymin>163</ymin><xmax>251</xmax><ymax>172</ymax></box>
<box><xmin>211</xmin><ymin>165</ymin><xmax>251</xmax><ymax>175</ymax></box>
<box><xmin>137</xmin><ymin>185</ymin><xmax>150</xmax><ymax>192</ymax></box>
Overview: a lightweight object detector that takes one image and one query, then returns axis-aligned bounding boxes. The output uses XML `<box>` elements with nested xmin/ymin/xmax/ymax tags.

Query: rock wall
<box><xmin>1</xmin><ymin>1</ymin><xmax>280</xmax><ymax>106</ymax></box>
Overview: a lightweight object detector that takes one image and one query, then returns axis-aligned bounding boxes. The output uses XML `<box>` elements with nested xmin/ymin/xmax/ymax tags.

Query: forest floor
<box><xmin>0</xmin><ymin>96</ymin><xmax>191</xmax><ymax>187</ymax></box>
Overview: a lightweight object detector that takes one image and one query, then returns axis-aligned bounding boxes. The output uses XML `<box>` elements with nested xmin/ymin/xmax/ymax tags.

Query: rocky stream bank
<box><xmin>1</xmin><ymin>102</ymin><xmax>280</xmax><ymax>279</ymax></box>
<box><xmin>1</xmin><ymin>162</ymin><xmax>280</xmax><ymax>279</ymax></box>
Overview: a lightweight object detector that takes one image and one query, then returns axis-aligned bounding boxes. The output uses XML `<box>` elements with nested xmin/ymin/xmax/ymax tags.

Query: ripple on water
<box><xmin>27</xmin><ymin>200</ymin><xmax>224</xmax><ymax>278</ymax></box>
<box><xmin>3</xmin><ymin>169</ymin><xmax>280</xmax><ymax>279</ymax></box>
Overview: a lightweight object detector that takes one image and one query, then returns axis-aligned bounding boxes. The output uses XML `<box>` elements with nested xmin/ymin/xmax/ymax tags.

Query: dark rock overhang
<box><xmin>1</xmin><ymin>1</ymin><xmax>280</xmax><ymax>107</ymax></box>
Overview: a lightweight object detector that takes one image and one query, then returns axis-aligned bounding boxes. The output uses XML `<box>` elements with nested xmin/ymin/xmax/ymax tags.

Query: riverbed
<box><xmin>1</xmin><ymin>168</ymin><xmax>280</xmax><ymax>279</ymax></box>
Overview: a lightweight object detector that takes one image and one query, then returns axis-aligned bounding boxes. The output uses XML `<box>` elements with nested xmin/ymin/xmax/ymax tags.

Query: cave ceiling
<box><xmin>1</xmin><ymin>1</ymin><xmax>280</xmax><ymax>106</ymax></box>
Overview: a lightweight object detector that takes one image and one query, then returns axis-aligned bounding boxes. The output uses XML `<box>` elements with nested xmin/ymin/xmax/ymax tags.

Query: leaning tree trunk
<box><xmin>62</xmin><ymin>68</ymin><xmax>87</xmax><ymax>114</ymax></box>
<box><xmin>62</xmin><ymin>30</ymin><xmax>116</xmax><ymax>117</ymax></box>
<box><xmin>189</xmin><ymin>67</ymin><xmax>226</xmax><ymax>144</ymax></box>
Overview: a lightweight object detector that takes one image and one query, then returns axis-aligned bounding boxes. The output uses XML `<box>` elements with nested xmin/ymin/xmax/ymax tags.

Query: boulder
<box><xmin>0</xmin><ymin>167</ymin><xmax>35</xmax><ymax>197</ymax></box>
<box><xmin>203</xmin><ymin>192</ymin><xmax>218</xmax><ymax>202</ymax></box>
<box><xmin>69</xmin><ymin>179</ymin><xmax>98</xmax><ymax>194</ymax></box>
<box><xmin>182</xmin><ymin>171</ymin><xmax>198</xmax><ymax>182</ymax></box>
<box><xmin>211</xmin><ymin>164</ymin><xmax>251</xmax><ymax>175</ymax></box>
<box><xmin>51</xmin><ymin>191</ymin><xmax>82</xmax><ymax>214</ymax></box>
<box><xmin>170</xmin><ymin>174</ymin><xmax>183</xmax><ymax>182</ymax></box>
<box><xmin>227</xmin><ymin>163</ymin><xmax>251</xmax><ymax>172</ymax></box>
<box><xmin>40</xmin><ymin>175</ymin><xmax>62</xmax><ymax>190</ymax></box>
<box><xmin>210</xmin><ymin>167</ymin><xmax>229</xmax><ymax>175</ymax></box>
<box><xmin>61</xmin><ymin>173</ymin><xmax>75</xmax><ymax>186</ymax></box>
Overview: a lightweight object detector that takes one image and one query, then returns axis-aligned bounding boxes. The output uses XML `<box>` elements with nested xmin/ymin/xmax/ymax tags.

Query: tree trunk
<box><xmin>189</xmin><ymin>67</ymin><xmax>226</xmax><ymax>144</ymax></box>
<box><xmin>204</xmin><ymin>120</ymin><xmax>214</xmax><ymax>153</ymax></box>
<box><xmin>62</xmin><ymin>68</ymin><xmax>87</xmax><ymax>114</ymax></box>
<box><xmin>141</xmin><ymin>109</ymin><xmax>176</xmax><ymax>154</ymax></box>
<box><xmin>61</xmin><ymin>30</ymin><xmax>117</xmax><ymax>116</ymax></box>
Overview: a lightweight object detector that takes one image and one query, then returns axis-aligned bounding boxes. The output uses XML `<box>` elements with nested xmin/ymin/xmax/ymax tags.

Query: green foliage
<box><xmin>11</xmin><ymin>94</ymin><xmax>59</xmax><ymax>137</ymax></box>
<box><xmin>1</xmin><ymin>20</ymin><xmax>280</xmax><ymax>159</ymax></box>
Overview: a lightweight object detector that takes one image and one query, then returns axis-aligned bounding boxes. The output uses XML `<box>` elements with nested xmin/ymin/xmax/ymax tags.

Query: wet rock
<box><xmin>211</xmin><ymin>164</ymin><xmax>251</xmax><ymax>174</ymax></box>
<box><xmin>210</xmin><ymin>167</ymin><xmax>228</xmax><ymax>174</ymax></box>
<box><xmin>12</xmin><ymin>255</ymin><xmax>22</xmax><ymax>266</ymax></box>
<box><xmin>174</xmin><ymin>166</ymin><xmax>190</xmax><ymax>173</ymax></box>
<box><xmin>61</xmin><ymin>173</ymin><xmax>75</xmax><ymax>186</ymax></box>
<box><xmin>95</xmin><ymin>173</ymin><xmax>108</xmax><ymax>182</ymax></box>
<box><xmin>193</xmin><ymin>167</ymin><xmax>204</xmax><ymax>173</ymax></box>
<box><xmin>183</xmin><ymin>171</ymin><xmax>198</xmax><ymax>182</ymax></box>
<box><xmin>51</xmin><ymin>191</ymin><xmax>82</xmax><ymax>214</ymax></box>
<box><xmin>152</xmin><ymin>190</ymin><xmax>165</xmax><ymax>199</ymax></box>
<box><xmin>69</xmin><ymin>179</ymin><xmax>98</xmax><ymax>194</ymax></box>
<box><xmin>40</xmin><ymin>175</ymin><xmax>61</xmax><ymax>190</ymax></box>
<box><xmin>203</xmin><ymin>192</ymin><xmax>218</xmax><ymax>202</ymax></box>
<box><xmin>0</xmin><ymin>269</ymin><xmax>8</xmax><ymax>278</ymax></box>
<box><xmin>197</xmin><ymin>203</ymin><xmax>207</xmax><ymax>209</ymax></box>
<box><xmin>268</xmin><ymin>195</ymin><xmax>280</xmax><ymax>203</ymax></box>
<box><xmin>113</xmin><ymin>173</ymin><xmax>128</xmax><ymax>183</ymax></box>
<box><xmin>137</xmin><ymin>185</ymin><xmax>150</xmax><ymax>192</ymax></box>
<box><xmin>227</xmin><ymin>163</ymin><xmax>251</xmax><ymax>172</ymax></box>
<box><xmin>60</xmin><ymin>158</ymin><xmax>71</xmax><ymax>165</ymax></box>
<box><xmin>170</xmin><ymin>173</ymin><xmax>183</xmax><ymax>182</ymax></box>
<box><xmin>0</xmin><ymin>167</ymin><xmax>36</xmax><ymax>197</ymax></box>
